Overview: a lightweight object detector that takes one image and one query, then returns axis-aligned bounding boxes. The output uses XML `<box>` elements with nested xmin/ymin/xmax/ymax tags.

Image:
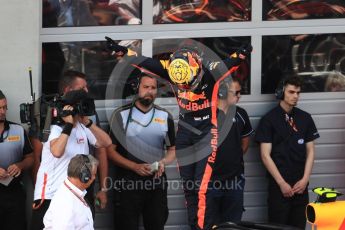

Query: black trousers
<box><xmin>113</xmin><ymin>188</ymin><xmax>169</xmax><ymax>230</ymax></box>
<box><xmin>267</xmin><ymin>179</ymin><xmax>309</xmax><ymax>229</ymax></box>
<box><xmin>30</xmin><ymin>199</ymin><xmax>51</xmax><ymax>230</ymax></box>
<box><xmin>0</xmin><ymin>183</ymin><xmax>27</xmax><ymax>230</ymax></box>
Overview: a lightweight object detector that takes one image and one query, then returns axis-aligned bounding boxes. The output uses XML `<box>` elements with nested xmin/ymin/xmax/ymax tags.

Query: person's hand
<box><xmin>95</xmin><ymin>190</ymin><xmax>107</xmax><ymax>209</ymax></box>
<box><xmin>292</xmin><ymin>178</ymin><xmax>308</xmax><ymax>194</ymax></box>
<box><xmin>154</xmin><ymin>160</ymin><xmax>165</xmax><ymax>178</ymax></box>
<box><xmin>0</xmin><ymin>168</ymin><xmax>9</xmax><ymax>179</ymax></box>
<box><xmin>61</xmin><ymin>105</ymin><xmax>74</xmax><ymax>124</ymax></box>
<box><xmin>105</xmin><ymin>36</ymin><xmax>128</xmax><ymax>56</ymax></box>
<box><xmin>79</xmin><ymin>116</ymin><xmax>91</xmax><ymax>126</ymax></box>
<box><xmin>279</xmin><ymin>181</ymin><xmax>294</xmax><ymax>197</ymax></box>
<box><xmin>7</xmin><ymin>164</ymin><xmax>21</xmax><ymax>177</ymax></box>
<box><xmin>236</xmin><ymin>43</ymin><xmax>253</xmax><ymax>59</ymax></box>
<box><xmin>132</xmin><ymin>163</ymin><xmax>153</xmax><ymax>177</ymax></box>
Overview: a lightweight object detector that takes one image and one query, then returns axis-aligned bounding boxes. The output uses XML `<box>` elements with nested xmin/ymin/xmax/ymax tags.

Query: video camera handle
<box><xmin>19</xmin><ymin>68</ymin><xmax>37</xmax><ymax>125</ymax></box>
<box><xmin>28</xmin><ymin>67</ymin><xmax>35</xmax><ymax>102</ymax></box>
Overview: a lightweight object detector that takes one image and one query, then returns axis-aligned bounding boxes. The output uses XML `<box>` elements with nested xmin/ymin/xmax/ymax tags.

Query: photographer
<box><xmin>31</xmin><ymin>89</ymin><xmax>111</xmax><ymax>230</ymax></box>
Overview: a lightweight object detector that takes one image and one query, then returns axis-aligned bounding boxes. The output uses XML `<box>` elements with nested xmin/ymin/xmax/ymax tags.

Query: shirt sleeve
<box><xmin>127</xmin><ymin>55</ymin><xmax>171</xmax><ymax>82</ymax></box>
<box><xmin>165</xmin><ymin>112</ymin><xmax>176</xmax><ymax>147</ymax></box>
<box><xmin>82</xmin><ymin>124</ymin><xmax>97</xmax><ymax>146</ymax></box>
<box><xmin>239</xmin><ymin>109</ymin><xmax>254</xmax><ymax>138</ymax></box>
<box><xmin>47</xmin><ymin>125</ymin><xmax>63</xmax><ymax>142</ymax></box>
<box><xmin>108</xmin><ymin>109</ymin><xmax>125</xmax><ymax>146</ymax></box>
<box><xmin>255</xmin><ymin>116</ymin><xmax>273</xmax><ymax>143</ymax></box>
<box><xmin>22</xmin><ymin>130</ymin><xmax>33</xmax><ymax>155</ymax></box>
<box><xmin>305</xmin><ymin>115</ymin><xmax>320</xmax><ymax>143</ymax></box>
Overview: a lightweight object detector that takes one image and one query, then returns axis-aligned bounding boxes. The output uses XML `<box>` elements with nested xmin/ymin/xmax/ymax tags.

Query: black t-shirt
<box><xmin>212</xmin><ymin>107</ymin><xmax>254</xmax><ymax>181</ymax></box>
<box><xmin>255</xmin><ymin>105</ymin><xmax>320</xmax><ymax>182</ymax></box>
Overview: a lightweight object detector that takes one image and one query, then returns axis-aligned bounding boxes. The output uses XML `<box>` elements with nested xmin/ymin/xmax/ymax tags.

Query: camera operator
<box><xmin>31</xmin><ymin>89</ymin><xmax>111</xmax><ymax>230</ymax></box>
<box><xmin>30</xmin><ymin>70</ymin><xmax>110</xmax><ymax>215</ymax></box>
<box><xmin>58</xmin><ymin>70</ymin><xmax>110</xmax><ymax>213</ymax></box>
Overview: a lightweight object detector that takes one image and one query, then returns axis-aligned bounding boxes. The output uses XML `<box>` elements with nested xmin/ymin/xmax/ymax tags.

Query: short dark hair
<box><xmin>0</xmin><ymin>90</ymin><xmax>5</xmax><ymax>100</ymax></box>
<box><xmin>284</xmin><ymin>76</ymin><xmax>303</xmax><ymax>88</ymax></box>
<box><xmin>59</xmin><ymin>70</ymin><xmax>87</xmax><ymax>94</ymax></box>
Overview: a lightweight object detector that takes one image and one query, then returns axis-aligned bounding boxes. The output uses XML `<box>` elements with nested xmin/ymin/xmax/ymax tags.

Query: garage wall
<box><xmin>1</xmin><ymin>1</ymin><xmax>345</xmax><ymax>230</ymax></box>
<box><xmin>0</xmin><ymin>0</ymin><xmax>40</xmax><ymax>123</ymax></box>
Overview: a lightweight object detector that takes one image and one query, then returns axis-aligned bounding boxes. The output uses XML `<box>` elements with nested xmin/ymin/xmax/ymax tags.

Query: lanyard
<box><xmin>64</xmin><ymin>181</ymin><xmax>89</xmax><ymax>207</ymax></box>
<box><xmin>129</xmin><ymin>107</ymin><xmax>155</xmax><ymax>127</ymax></box>
<box><xmin>285</xmin><ymin>114</ymin><xmax>298</xmax><ymax>132</ymax></box>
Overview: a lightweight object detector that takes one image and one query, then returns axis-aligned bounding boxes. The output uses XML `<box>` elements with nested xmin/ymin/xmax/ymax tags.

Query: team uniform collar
<box><xmin>64</xmin><ymin>179</ymin><xmax>87</xmax><ymax>198</ymax></box>
<box><xmin>2</xmin><ymin>120</ymin><xmax>10</xmax><ymax>131</ymax></box>
<box><xmin>134</xmin><ymin>104</ymin><xmax>155</xmax><ymax>114</ymax></box>
<box><xmin>0</xmin><ymin>120</ymin><xmax>10</xmax><ymax>137</ymax></box>
<box><xmin>277</xmin><ymin>103</ymin><xmax>295</xmax><ymax>116</ymax></box>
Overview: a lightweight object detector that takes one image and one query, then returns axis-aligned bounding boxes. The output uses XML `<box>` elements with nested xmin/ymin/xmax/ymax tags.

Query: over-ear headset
<box><xmin>275</xmin><ymin>78</ymin><xmax>287</xmax><ymax>100</ymax></box>
<box><xmin>218</xmin><ymin>77</ymin><xmax>232</xmax><ymax>99</ymax></box>
<box><xmin>79</xmin><ymin>155</ymin><xmax>92</xmax><ymax>183</ymax></box>
<box><xmin>130</xmin><ymin>65</ymin><xmax>160</xmax><ymax>96</ymax></box>
<box><xmin>130</xmin><ymin>76</ymin><xmax>141</xmax><ymax>95</ymax></box>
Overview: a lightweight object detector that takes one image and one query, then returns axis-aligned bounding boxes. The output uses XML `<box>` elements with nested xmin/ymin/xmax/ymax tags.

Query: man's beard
<box><xmin>0</xmin><ymin>119</ymin><xmax>5</xmax><ymax>123</ymax></box>
<box><xmin>137</xmin><ymin>97</ymin><xmax>153</xmax><ymax>107</ymax></box>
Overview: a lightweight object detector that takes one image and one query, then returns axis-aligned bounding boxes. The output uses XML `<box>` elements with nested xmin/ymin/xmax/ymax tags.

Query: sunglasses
<box><xmin>228</xmin><ymin>90</ymin><xmax>241</xmax><ymax>96</ymax></box>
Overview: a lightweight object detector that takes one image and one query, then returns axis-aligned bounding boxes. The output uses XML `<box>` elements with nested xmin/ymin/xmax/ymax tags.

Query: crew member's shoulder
<box><xmin>293</xmin><ymin>107</ymin><xmax>312</xmax><ymax>118</ymax></box>
<box><xmin>236</xmin><ymin>106</ymin><xmax>249</xmax><ymax>115</ymax></box>
<box><xmin>262</xmin><ymin>105</ymin><xmax>281</xmax><ymax>118</ymax></box>
<box><xmin>6</xmin><ymin>120</ymin><xmax>25</xmax><ymax>130</ymax></box>
<box><xmin>112</xmin><ymin>103</ymin><xmax>132</xmax><ymax>115</ymax></box>
<box><xmin>153</xmin><ymin>104</ymin><xmax>173</xmax><ymax>117</ymax></box>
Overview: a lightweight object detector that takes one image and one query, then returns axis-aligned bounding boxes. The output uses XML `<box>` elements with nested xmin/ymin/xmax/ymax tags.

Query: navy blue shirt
<box><xmin>213</xmin><ymin>106</ymin><xmax>254</xmax><ymax>181</ymax></box>
<box><xmin>255</xmin><ymin>105</ymin><xmax>320</xmax><ymax>183</ymax></box>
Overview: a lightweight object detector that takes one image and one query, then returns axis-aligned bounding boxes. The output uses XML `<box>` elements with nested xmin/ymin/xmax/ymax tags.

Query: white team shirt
<box><xmin>43</xmin><ymin>179</ymin><xmax>94</xmax><ymax>230</ymax></box>
<box><xmin>34</xmin><ymin>122</ymin><xmax>97</xmax><ymax>200</ymax></box>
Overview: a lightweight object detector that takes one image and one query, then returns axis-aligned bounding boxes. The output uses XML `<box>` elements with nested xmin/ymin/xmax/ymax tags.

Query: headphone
<box><xmin>79</xmin><ymin>155</ymin><xmax>92</xmax><ymax>183</ymax></box>
<box><xmin>275</xmin><ymin>78</ymin><xmax>287</xmax><ymax>100</ymax></box>
<box><xmin>218</xmin><ymin>77</ymin><xmax>232</xmax><ymax>99</ymax></box>
<box><xmin>130</xmin><ymin>76</ymin><xmax>141</xmax><ymax>95</ymax></box>
<box><xmin>130</xmin><ymin>65</ymin><xmax>160</xmax><ymax>95</ymax></box>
